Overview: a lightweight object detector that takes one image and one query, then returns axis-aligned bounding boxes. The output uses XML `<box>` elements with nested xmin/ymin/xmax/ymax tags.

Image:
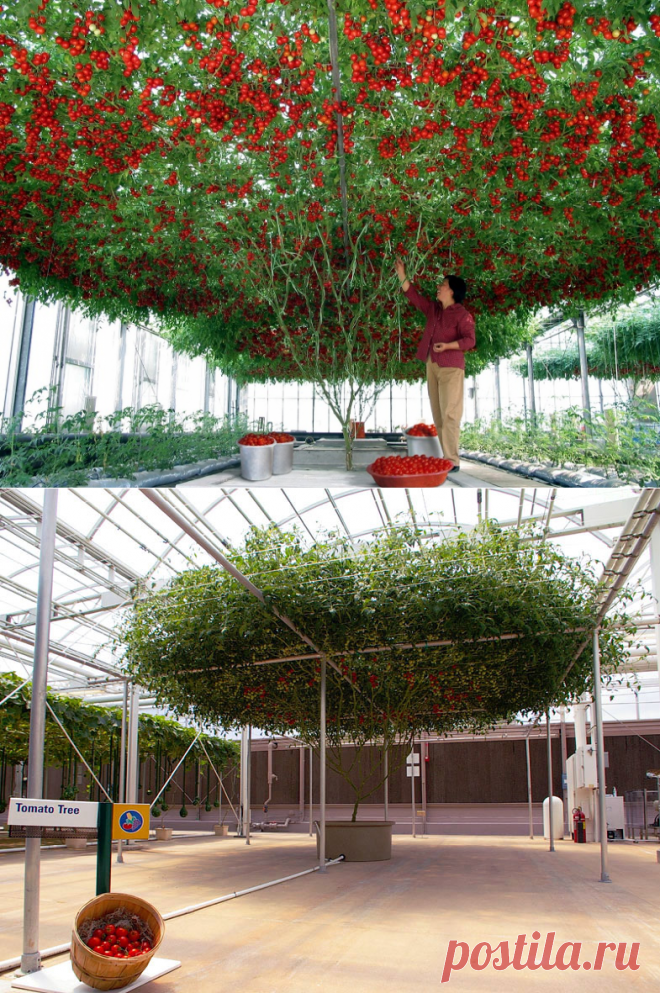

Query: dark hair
<box><xmin>446</xmin><ymin>275</ymin><xmax>467</xmax><ymax>304</ymax></box>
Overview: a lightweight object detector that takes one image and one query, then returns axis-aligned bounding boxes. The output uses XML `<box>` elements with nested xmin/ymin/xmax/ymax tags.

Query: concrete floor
<box><xmin>178</xmin><ymin>460</ymin><xmax>548</xmax><ymax>489</ymax></box>
<box><xmin>1</xmin><ymin>833</ymin><xmax>658</xmax><ymax>992</ymax></box>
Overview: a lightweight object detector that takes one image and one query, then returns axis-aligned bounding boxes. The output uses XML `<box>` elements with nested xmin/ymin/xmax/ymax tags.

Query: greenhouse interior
<box><xmin>0</xmin><ymin>486</ymin><xmax>658</xmax><ymax>992</ymax></box>
<box><xmin>2</xmin><ymin>0</ymin><xmax>660</xmax><ymax>988</ymax></box>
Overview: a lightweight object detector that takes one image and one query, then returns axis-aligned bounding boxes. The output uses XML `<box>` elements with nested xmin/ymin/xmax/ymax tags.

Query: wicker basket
<box><xmin>71</xmin><ymin>892</ymin><xmax>164</xmax><ymax>990</ymax></box>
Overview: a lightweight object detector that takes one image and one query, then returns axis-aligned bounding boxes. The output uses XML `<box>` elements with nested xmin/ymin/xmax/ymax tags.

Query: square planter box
<box><xmin>65</xmin><ymin>837</ymin><xmax>88</xmax><ymax>850</ymax></box>
<box><xmin>316</xmin><ymin>820</ymin><xmax>395</xmax><ymax>862</ymax></box>
<box><xmin>155</xmin><ymin>827</ymin><xmax>173</xmax><ymax>841</ymax></box>
<box><xmin>213</xmin><ymin>824</ymin><xmax>229</xmax><ymax>837</ymax></box>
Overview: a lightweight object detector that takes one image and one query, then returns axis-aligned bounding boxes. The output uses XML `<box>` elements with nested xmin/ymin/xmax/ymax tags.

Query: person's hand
<box><xmin>394</xmin><ymin>257</ymin><xmax>406</xmax><ymax>283</ymax></box>
<box><xmin>433</xmin><ymin>342</ymin><xmax>448</xmax><ymax>353</ymax></box>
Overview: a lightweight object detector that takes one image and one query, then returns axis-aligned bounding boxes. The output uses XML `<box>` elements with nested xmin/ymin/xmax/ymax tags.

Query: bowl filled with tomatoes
<box><xmin>71</xmin><ymin>892</ymin><xmax>164</xmax><ymax>989</ymax></box>
<box><xmin>367</xmin><ymin>454</ymin><xmax>454</xmax><ymax>488</ymax></box>
<box><xmin>404</xmin><ymin>423</ymin><xmax>443</xmax><ymax>458</ymax></box>
<box><xmin>238</xmin><ymin>433</ymin><xmax>276</xmax><ymax>481</ymax></box>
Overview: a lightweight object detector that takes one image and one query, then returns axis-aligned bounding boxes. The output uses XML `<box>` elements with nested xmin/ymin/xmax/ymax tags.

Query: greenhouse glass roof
<box><xmin>0</xmin><ymin>486</ymin><xmax>657</xmax><ymax>722</ymax></box>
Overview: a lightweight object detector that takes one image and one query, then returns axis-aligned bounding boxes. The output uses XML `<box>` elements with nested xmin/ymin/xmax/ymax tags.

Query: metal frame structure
<box><xmin>2</xmin><ymin>485</ymin><xmax>659</xmax><ymax>974</ymax></box>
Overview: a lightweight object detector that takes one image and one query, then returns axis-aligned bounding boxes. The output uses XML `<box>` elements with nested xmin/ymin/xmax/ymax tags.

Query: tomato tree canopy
<box><xmin>1</xmin><ymin>0</ymin><xmax>659</xmax><ymax>382</ymax></box>
<box><xmin>119</xmin><ymin>523</ymin><xmax>637</xmax><ymax>742</ymax></box>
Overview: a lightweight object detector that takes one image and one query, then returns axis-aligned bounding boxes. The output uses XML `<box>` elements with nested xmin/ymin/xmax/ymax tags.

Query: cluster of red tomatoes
<box><xmin>370</xmin><ymin>455</ymin><xmax>453</xmax><ymax>476</ymax></box>
<box><xmin>238</xmin><ymin>433</ymin><xmax>274</xmax><ymax>446</ymax></box>
<box><xmin>406</xmin><ymin>423</ymin><xmax>438</xmax><ymax>437</ymax></box>
<box><xmin>86</xmin><ymin>922</ymin><xmax>152</xmax><ymax>959</ymax></box>
<box><xmin>270</xmin><ymin>432</ymin><xmax>295</xmax><ymax>442</ymax></box>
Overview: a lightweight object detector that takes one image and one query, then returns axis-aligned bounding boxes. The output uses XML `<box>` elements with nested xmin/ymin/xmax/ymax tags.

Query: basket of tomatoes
<box><xmin>71</xmin><ymin>893</ymin><xmax>164</xmax><ymax>990</ymax></box>
<box><xmin>404</xmin><ymin>423</ymin><xmax>442</xmax><ymax>458</ymax></box>
<box><xmin>367</xmin><ymin>455</ymin><xmax>454</xmax><ymax>488</ymax></box>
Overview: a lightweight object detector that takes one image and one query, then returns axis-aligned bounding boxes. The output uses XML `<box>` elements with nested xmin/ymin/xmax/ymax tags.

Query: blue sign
<box><xmin>119</xmin><ymin>809</ymin><xmax>144</xmax><ymax>834</ymax></box>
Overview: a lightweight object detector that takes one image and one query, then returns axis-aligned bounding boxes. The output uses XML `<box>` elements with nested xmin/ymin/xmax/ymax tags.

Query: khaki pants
<box><xmin>426</xmin><ymin>359</ymin><xmax>465</xmax><ymax>467</ymax></box>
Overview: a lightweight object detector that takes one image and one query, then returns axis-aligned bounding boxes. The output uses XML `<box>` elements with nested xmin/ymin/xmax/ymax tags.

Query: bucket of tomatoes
<box><xmin>367</xmin><ymin>454</ymin><xmax>454</xmax><ymax>488</ymax></box>
<box><xmin>270</xmin><ymin>432</ymin><xmax>296</xmax><ymax>475</ymax></box>
<box><xmin>404</xmin><ymin>423</ymin><xmax>443</xmax><ymax>459</ymax></box>
<box><xmin>71</xmin><ymin>893</ymin><xmax>164</xmax><ymax>990</ymax></box>
<box><xmin>238</xmin><ymin>433</ymin><xmax>276</xmax><ymax>481</ymax></box>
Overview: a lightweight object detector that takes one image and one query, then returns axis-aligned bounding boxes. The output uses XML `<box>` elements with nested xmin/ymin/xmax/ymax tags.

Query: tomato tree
<box><xmin>119</xmin><ymin>522</ymin><xmax>639</xmax><ymax>818</ymax></box>
<box><xmin>1</xmin><ymin>0</ymin><xmax>658</xmax><ymax>446</ymax></box>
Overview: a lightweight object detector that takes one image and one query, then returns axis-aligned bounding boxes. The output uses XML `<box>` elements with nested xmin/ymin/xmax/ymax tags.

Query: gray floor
<box><xmin>180</xmin><ymin>440</ymin><xmax>548</xmax><ymax>489</ymax></box>
<box><xmin>1</xmin><ymin>833</ymin><xmax>657</xmax><ymax>992</ymax></box>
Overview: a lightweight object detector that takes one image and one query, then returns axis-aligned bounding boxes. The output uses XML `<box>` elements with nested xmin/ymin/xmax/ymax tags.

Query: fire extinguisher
<box><xmin>572</xmin><ymin>807</ymin><xmax>586</xmax><ymax>844</ymax></box>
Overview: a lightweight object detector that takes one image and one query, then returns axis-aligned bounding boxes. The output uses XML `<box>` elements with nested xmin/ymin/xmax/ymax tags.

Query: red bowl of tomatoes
<box><xmin>367</xmin><ymin>455</ymin><xmax>454</xmax><ymax>488</ymax></box>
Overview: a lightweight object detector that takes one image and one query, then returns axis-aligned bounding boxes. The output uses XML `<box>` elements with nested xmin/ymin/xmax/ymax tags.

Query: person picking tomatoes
<box><xmin>394</xmin><ymin>257</ymin><xmax>476</xmax><ymax>472</ymax></box>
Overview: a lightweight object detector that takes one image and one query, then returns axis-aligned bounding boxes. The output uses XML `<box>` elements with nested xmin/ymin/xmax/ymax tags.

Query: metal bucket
<box><xmin>405</xmin><ymin>432</ymin><xmax>443</xmax><ymax>458</ymax></box>
<box><xmin>272</xmin><ymin>440</ymin><xmax>295</xmax><ymax>475</ymax></box>
<box><xmin>239</xmin><ymin>442</ymin><xmax>274</xmax><ymax>480</ymax></box>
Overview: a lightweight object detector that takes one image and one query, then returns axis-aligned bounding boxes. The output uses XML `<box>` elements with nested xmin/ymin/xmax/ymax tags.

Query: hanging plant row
<box><xmin>515</xmin><ymin>305</ymin><xmax>660</xmax><ymax>383</ymax></box>
<box><xmin>0</xmin><ymin>0</ymin><xmax>658</xmax><ymax>387</ymax></box>
<box><xmin>0</xmin><ymin>672</ymin><xmax>239</xmax><ymax>778</ymax></box>
<box><xmin>119</xmin><ymin>522</ymin><xmax>640</xmax><ymax>749</ymax></box>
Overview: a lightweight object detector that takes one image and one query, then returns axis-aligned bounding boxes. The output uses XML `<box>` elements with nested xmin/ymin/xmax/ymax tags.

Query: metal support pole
<box><xmin>472</xmin><ymin>376</ymin><xmax>478</xmax><ymax>422</ymax></box>
<box><xmin>526</xmin><ymin>344</ymin><xmax>536</xmax><ymax>424</ymax></box>
<box><xmin>308</xmin><ymin>746</ymin><xmax>313</xmax><ymax>837</ymax></box>
<box><xmin>525</xmin><ymin>736</ymin><xmax>534</xmax><ymax>840</ymax></box>
<box><xmin>547</xmin><ymin>713</ymin><xmax>554</xmax><ymax>852</ymax></box>
<box><xmin>116</xmin><ymin>681</ymin><xmax>128</xmax><ymax>863</ymax></box>
<box><xmin>115</xmin><ymin>322</ymin><xmax>127</xmax><ymax>412</ymax></box>
<box><xmin>384</xmin><ymin>746</ymin><xmax>389</xmax><ymax>822</ymax></box>
<box><xmin>421</xmin><ymin>740</ymin><xmax>428</xmax><ymax>836</ymax></box>
<box><xmin>649</xmin><ymin>526</ymin><xmax>660</xmax><ymax>704</ymax></box>
<box><xmin>126</xmin><ymin>684</ymin><xmax>139</xmax><ymax>805</ymax></box>
<box><xmin>494</xmin><ymin>359</ymin><xmax>502</xmax><ymax>422</ymax></box>
<box><xmin>559</xmin><ymin>706</ymin><xmax>568</xmax><ymax>837</ymax></box>
<box><xmin>319</xmin><ymin>658</ymin><xmax>326</xmax><ymax>871</ymax></box>
<box><xmin>299</xmin><ymin>746</ymin><xmax>305</xmax><ymax>820</ymax></box>
<box><xmin>246</xmin><ymin>726</ymin><xmax>251</xmax><ymax>845</ymax></box>
<box><xmin>239</xmin><ymin>727</ymin><xmax>248</xmax><ymax>838</ymax></box>
<box><xmin>12</xmin><ymin>297</ymin><xmax>36</xmax><ymax>424</ymax></box>
<box><xmin>21</xmin><ymin>489</ymin><xmax>58</xmax><ymax>975</ymax></box>
<box><xmin>96</xmin><ymin>803</ymin><xmax>113</xmax><ymax>896</ymax></box>
<box><xmin>575</xmin><ymin>311</ymin><xmax>591</xmax><ymax>426</ymax></box>
<box><xmin>593</xmin><ymin>630</ymin><xmax>612</xmax><ymax>883</ymax></box>
<box><xmin>411</xmin><ymin>744</ymin><xmax>416</xmax><ymax>839</ymax></box>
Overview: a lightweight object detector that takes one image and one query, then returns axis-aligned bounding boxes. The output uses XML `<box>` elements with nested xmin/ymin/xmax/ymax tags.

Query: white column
<box><xmin>126</xmin><ymin>684</ymin><xmax>140</xmax><ymax>804</ymax></box>
<box><xmin>21</xmin><ymin>490</ymin><xmax>58</xmax><ymax>974</ymax></box>
<box><xmin>649</xmin><ymin>527</ymin><xmax>660</xmax><ymax>702</ymax></box>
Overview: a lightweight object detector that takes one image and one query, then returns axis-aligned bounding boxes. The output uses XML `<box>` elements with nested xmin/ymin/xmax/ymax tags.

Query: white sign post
<box><xmin>8</xmin><ymin>799</ymin><xmax>99</xmax><ymax>831</ymax></box>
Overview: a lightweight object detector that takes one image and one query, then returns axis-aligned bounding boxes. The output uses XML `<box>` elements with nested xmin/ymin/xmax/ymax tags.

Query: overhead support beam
<box><xmin>0</xmin><ymin>490</ymin><xmax>140</xmax><ymax>585</ymax></box>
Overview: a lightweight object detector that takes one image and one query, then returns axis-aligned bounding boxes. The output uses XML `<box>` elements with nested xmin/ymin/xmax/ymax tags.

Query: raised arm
<box><xmin>394</xmin><ymin>256</ymin><xmax>435</xmax><ymax>318</ymax></box>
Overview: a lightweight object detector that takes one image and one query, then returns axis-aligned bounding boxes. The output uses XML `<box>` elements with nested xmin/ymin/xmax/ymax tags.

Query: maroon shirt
<box><xmin>405</xmin><ymin>283</ymin><xmax>476</xmax><ymax>369</ymax></box>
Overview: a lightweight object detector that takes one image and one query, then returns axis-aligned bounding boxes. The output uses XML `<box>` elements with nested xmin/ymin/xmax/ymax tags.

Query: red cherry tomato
<box><xmin>238</xmin><ymin>433</ymin><xmax>274</xmax><ymax>446</ymax></box>
<box><xmin>93</xmin><ymin>930</ymin><xmax>105</xmax><ymax>941</ymax></box>
<box><xmin>129</xmin><ymin>931</ymin><xmax>140</xmax><ymax>942</ymax></box>
<box><xmin>118</xmin><ymin>937</ymin><xmax>129</xmax><ymax>948</ymax></box>
<box><xmin>116</xmin><ymin>928</ymin><xmax>128</xmax><ymax>939</ymax></box>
